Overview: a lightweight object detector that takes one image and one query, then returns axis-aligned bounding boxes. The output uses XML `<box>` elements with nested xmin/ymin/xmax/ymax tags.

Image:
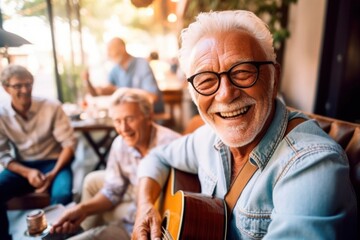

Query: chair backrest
<box><xmin>183</xmin><ymin>114</ymin><xmax>205</xmax><ymax>135</ymax></box>
<box><xmin>162</xmin><ymin>89</ymin><xmax>183</xmax><ymax>131</ymax></box>
<box><xmin>184</xmin><ymin>111</ymin><xmax>360</xmax><ymax>230</ymax></box>
<box><xmin>304</xmin><ymin>111</ymin><xmax>360</xmax><ymax>230</ymax></box>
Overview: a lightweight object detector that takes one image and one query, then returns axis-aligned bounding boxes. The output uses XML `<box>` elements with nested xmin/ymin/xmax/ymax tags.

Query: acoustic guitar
<box><xmin>157</xmin><ymin>168</ymin><xmax>227</xmax><ymax>240</ymax></box>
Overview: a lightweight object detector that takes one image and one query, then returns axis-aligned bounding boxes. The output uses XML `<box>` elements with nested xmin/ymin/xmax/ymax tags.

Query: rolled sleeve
<box><xmin>138</xmin><ymin>151</ymin><xmax>170</xmax><ymax>188</ymax></box>
<box><xmin>100</xmin><ymin>187</ymin><xmax>122</xmax><ymax>205</ymax></box>
<box><xmin>0</xmin><ymin>129</ymin><xmax>13</xmax><ymax>167</ymax></box>
<box><xmin>0</xmin><ymin>152</ymin><xmax>13</xmax><ymax>168</ymax></box>
<box><xmin>138</xmin><ymin>135</ymin><xmax>199</xmax><ymax>188</ymax></box>
<box><xmin>52</xmin><ymin>105</ymin><xmax>77</xmax><ymax>151</ymax></box>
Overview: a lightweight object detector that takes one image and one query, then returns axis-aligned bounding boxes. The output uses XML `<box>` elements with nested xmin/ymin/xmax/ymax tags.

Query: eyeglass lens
<box><xmin>191</xmin><ymin>62</ymin><xmax>259</xmax><ymax>95</ymax></box>
<box><xmin>7</xmin><ymin>82</ymin><xmax>33</xmax><ymax>90</ymax></box>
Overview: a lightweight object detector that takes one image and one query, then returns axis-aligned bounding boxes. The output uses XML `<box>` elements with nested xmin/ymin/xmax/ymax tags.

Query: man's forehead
<box><xmin>189</xmin><ymin>30</ymin><xmax>263</xmax><ymax>71</ymax></box>
<box><xmin>9</xmin><ymin>76</ymin><xmax>32</xmax><ymax>83</ymax></box>
<box><xmin>111</xmin><ymin>103</ymin><xmax>142</xmax><ymax>116</ymax></box>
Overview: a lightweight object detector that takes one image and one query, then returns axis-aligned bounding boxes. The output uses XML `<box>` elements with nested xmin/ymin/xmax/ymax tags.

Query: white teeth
<box><xmin>220</xmin><ymin>106</ymin><xmax>249</xmax><ymax>118</ymax></box>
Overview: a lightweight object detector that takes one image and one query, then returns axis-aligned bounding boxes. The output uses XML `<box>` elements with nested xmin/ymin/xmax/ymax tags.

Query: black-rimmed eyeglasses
<box><xmin>187</xmin><ymin>61</ymin><xmax>275</xmax><ymax>96</ymax></box>
<box><xmin>6</xmin><ymin>82</ymin><xmax>33</xmax><ymax>90</ymax></box>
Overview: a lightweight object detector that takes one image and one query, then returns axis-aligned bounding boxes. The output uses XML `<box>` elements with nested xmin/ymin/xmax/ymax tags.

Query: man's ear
<box><xmin>2</xmin><ymin>85</ymin><xmax>10</xmax><ymax>95</ymax></box>
<box><xmin>147</xmin><ymin>112</ymin><xmax>154</xmax><ymax>123</ymax></box>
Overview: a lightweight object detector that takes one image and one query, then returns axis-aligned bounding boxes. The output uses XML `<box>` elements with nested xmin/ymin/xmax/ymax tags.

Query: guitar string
<box><xmin>161</xmin><ymin>226</ymin><xmax>169</xmax><ymax>240</ymax></box>
<box><xmin>161</xmin><ymin>226</ymin><xmax>173</xmax><ymax>240</ymax></box>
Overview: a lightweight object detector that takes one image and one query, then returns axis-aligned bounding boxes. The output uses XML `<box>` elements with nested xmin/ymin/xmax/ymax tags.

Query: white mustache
<box><xmin>207</xmin><ymin>98</ymin><xmax>256</xmax><ymax>114</ymax></box>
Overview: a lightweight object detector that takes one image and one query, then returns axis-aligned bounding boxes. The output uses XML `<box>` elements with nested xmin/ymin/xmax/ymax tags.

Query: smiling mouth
<box><xmin>217</xmin><ymin>106</ymin><xmax>250</xmax><ymax>119</ymax></box>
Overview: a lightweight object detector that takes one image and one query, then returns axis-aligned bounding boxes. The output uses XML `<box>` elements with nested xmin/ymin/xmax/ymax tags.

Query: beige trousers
<box><xmin>67</xmin><ymin>170</ymin><xmax>131</xmax><ymax>240</ymax></box>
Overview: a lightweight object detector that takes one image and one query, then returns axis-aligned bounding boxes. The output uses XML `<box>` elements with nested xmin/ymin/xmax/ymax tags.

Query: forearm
<box><xmin>137</xmin><ymin>177</ymin><xmax>161</xmax><ymax>206</ymax></box>
<box><xmin>7</xmin><ymin>160</ymin><xmax>32</xmax><ymax>178</ymax></box>
<box><xmin>85</xmin><ymin>80</ymin><xmax>99</xmax><ymax>96</ymax></box>
<box><xmin>51</xmin><ymin>191</ymin><xmax>114</xmax><ymax>234</ymax></box>
<box><xmin>80</xmin><ymin>192</ymin><xmax>114</xmax><ymax>216</ymax></box>
<box><xmin>51</xmin><ymin>146</ymin><xmax>74</xmax><ymax>174</ymax></box>
<box><xmin>132</xmin><ymin>177</ymin><xmax>163</xmax><ymax>240</ymax></box>
<box><xmin>82</xmin><ymin>71</ymin><xmax>98</xmax><ymax>96</ymax></box>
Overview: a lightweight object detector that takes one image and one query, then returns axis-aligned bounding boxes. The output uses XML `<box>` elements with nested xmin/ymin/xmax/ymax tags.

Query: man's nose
<box><xmin>19</xmin><ymin>85</ymin><xmax>31</xmax><ymax>93</ymax></box>
<box><xmin>119</xmin><ymin>121</ymin><xmax>130</xmax><ymax>132</ymax></box>
<box><xmin>215</xmin><ymin>75</ymin><xmax>241</xmax><ymax>102</ymax></box>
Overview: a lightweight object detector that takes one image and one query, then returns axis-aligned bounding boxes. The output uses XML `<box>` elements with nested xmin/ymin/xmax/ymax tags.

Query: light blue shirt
<box><xmin>138</xmin><ymin>98</ymin><xmax>357</xmax><ymax>239</ymax></box>
<box><xmin>108</xmin><ymin>57</ymin><xmax>164</xmax><ymax>113</ymax></box>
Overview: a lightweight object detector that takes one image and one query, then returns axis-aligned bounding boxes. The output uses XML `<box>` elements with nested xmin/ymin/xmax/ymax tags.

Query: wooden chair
<box><xmin>161</xmin><ymin>89</ymin><xmax>183</xmax><ymax>130</ymax></box>
<box><xmin>6</xmin><ymin>192</ymin><xmax>50</xmax><ymax>210</ymax></box>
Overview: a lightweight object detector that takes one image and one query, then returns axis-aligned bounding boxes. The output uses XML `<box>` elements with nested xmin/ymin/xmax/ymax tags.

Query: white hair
<box><xmin>178</xmin><ymin>10</ymin><xmax>277</xmax><ymax>77</ymax></box>
<box><xmin>109</xmin><ymin>88</ymin><xmax>153</xmax><ymax>117</ymax></box>
<box><xmin>179</xmin><ymin>10</ymin><xmax>277</xmax><ymax>104</ymax></box>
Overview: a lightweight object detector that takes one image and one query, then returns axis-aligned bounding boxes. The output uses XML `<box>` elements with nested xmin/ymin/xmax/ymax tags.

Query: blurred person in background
<box><xmin>83</xmin><ymin>37</ymin><xmax>165</xmax><ymax>114</ymax></box>
<box><xmin>51</xmin><ymin>88</ymin><xmax>181</xmax><ymax>240</ymax></box>
<box><xmin>0</xmin><ymin>64</ymin><xmax>77</xmax><ymax>240</ymax></box>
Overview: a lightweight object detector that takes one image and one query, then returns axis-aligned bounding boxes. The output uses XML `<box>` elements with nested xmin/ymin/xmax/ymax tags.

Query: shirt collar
<box><xmin>250</xmin><ymin>98</ymin><xmax>289</xmax><ymax>169</ymax></box>
<box><xmin>6</xmin><ymin>97</ymin><xmax>40</xmax><ymax>119</ymax></box>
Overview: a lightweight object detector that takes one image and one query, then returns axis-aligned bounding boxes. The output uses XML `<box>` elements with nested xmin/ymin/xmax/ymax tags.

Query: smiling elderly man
<box><xmin>131</xmin><ymin>10</ymin><xmax>357</xmax><ymax>239</ymax></box>
<box><xmin>51</xmin><ymin>88</ymin><xmax>181</xmax><ymax>240</ymax></box>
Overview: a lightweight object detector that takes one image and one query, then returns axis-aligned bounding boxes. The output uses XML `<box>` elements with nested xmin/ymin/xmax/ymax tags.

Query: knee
<box><xmin>51</xmin><ymin>193</ymin><xmax>73</xmax><ymax>205</ymax></box>
<box><xmin>83</xmin><ymin>171</ymin><xmax>98</xmax><ymax>189</ymax></box>
<box><xmin>82</xmin><ymin>170</ymin><xmax>105</xmax><ymax>196</ymax></box>
<box><xmin>51</xmin><ymin>177</ymin><xmax>73</xmax><ymax>205</ymax></box>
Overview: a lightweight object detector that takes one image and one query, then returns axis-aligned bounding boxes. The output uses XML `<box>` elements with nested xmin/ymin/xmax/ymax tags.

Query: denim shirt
<box><xmin>138</xmin><ymin>99</ymin><xmax>357</xmax><ymax>239</ymax></box>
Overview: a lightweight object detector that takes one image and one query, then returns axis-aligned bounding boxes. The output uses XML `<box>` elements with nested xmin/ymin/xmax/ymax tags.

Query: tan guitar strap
<box><xmin>224</xmin><ymin>117</ymin><xmax>305</xmax><ymax>218</ymax></box>
<box><xmin>224</xmin><ymin>159</ymin><xmax>257</xmax><ymax>217</ymax></box>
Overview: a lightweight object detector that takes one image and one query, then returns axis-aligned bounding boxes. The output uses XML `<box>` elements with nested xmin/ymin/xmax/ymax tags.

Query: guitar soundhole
<box><xmin>161</xmin><ymin>216</ymin><xmax>168</xmax><ymax>230</ymax></box>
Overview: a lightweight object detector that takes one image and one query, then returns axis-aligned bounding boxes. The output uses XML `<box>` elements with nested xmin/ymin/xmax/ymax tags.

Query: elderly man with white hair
<box><xmin>132</xmin><ymin>10</ymin><xmax>357</xmax><ymax>239</ymax></box>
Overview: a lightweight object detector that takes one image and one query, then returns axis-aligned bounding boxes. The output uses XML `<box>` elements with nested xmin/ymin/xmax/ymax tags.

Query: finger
<box><xmin>35</xmin><ymin>181</ymin><xmax>49</xmax><ymax>193</ymax></box>
<box><xmin>52</xmin><ymin>213</ymin><xmax>69</xmax><ymax>229</ymax></box>
<box><xmin>49</xmin><ymin>225</ymin><xmax>55</xmax><ymax>234</ymax></box>
<box><xmin>150</xmin><ymin>225</ymin><xmax>162</xmax><ymax>240</ymax></box>
<box><xmin>51</xmin><ymin>225</ymin><xmax>64</xmax><ymax>234</ymax></box>
<box><xmin>132</xmin><ymin>229</ymin><xmax>149</xmax><ymax>240</ymax></box>
<box><xmin>38</xmin><ymin>172</ymin><xmax>46</xmax><ymax>181</ymax></box>
<box><xmin>64</xmin><ymin>221</ymin><xmax>79</xmax><ymax>233</ymax></box>
<box><xmin>61</xmin><ymin>221</ymin><xmax>72</xmax><ymax>234</ymax></box>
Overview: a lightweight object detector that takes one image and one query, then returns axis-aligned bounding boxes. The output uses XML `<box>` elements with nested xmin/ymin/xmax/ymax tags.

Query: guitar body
<box><xmin>157</xmin><ymin>168</ymin><xmax>227</xmax><ymax>240</ymax></box>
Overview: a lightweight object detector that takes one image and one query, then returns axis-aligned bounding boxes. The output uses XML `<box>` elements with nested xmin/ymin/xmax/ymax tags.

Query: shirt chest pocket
<box><xmin>198</xmin><ymin>168</ymin><xmax>217</xmax><ymax>195</ymax></box>
<box><xmin>231</xmin><ymin>208</ymin><xmax>271</xmax><ymax>239</ymax></box>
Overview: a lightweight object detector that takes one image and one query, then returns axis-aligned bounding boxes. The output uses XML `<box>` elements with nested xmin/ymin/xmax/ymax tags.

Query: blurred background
<box><xmin>0</xmin><ymin>0</ymin><xmax>359</xmax><ymax>127</ymax></box>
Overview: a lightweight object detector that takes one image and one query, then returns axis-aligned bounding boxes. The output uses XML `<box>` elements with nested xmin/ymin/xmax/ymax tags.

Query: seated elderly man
<box><xmin>50</xmin><ymin>88</ymin><xmax>181</xmax><ymax>239</ymax></box>
<box><xmin>132</xmin><ymin>10</ymin><xmax>357</xmax><ymax>239</ymax></box>
<box><xmin>0</xmin><ymin>64</ymin><xmax>77</xmax><ymax>240</ymax></box>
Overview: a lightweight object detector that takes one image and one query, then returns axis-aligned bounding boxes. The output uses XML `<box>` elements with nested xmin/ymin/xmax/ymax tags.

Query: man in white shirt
<box><xmin>0</xmin><ymin>64</ymin><xmax>77</xmax><ymax>240</ymax></box>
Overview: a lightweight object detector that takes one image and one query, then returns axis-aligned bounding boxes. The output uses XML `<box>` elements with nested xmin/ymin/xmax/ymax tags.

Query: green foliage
<box><xmin>59</xmin><ymin>64</ymin><xmax>83</xmax><ymax>103</ymax></box>
<box><xmin>184</xmin><ymin>0</ymin><xmax>298</xmax><ymax>48</ymax></box>
<box><xmin>2</xmin><ymin>0</ymin><xmax>55</xmax><ymax>21</ymax></box>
